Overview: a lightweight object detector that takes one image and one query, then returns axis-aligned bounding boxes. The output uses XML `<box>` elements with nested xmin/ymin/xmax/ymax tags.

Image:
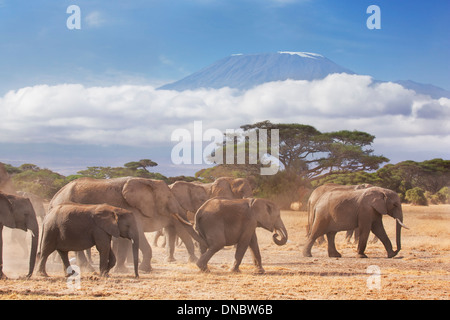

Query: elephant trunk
<box><xmin>27</xmin><ymin>216</ymin><xmax>39</xmax><ymax>278</ymax></box>
<box><xmin>392</xmin><ymin>208</ymin><xmax>408</xmax><ymax>257</ymax></box>
<box><xmin>395</xmin><ymin>219</ymin><xmax>402</xmax><ymax>255</ymax></box>
<box><xmin>272</xmin><ymin>219</ymin><xmax>288</xmax><ymax>246</ymax></box>
<box><xmin>131</xmin><ymin>235</ymin><xmax>140</xmax><ymax>278</ymax></box>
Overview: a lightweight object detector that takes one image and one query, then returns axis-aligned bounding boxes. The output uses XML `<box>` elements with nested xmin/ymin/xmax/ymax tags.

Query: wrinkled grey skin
<box><xmin>195</xmin><ymin>198</ymin><xmax>287</xmax><ymax>274</ymax></box>
<box><xmin>0</xmin><ymin>192</ymin><xmax>39</xmax><ymax>279</ymax></box>
<box><xmin>158</xmin><ymin>177</ymin><xmax>253</xmax><ymax>259</ymax></box>
<box><xmin>307</xmin><ymin>184</ymin><xmax>373</xmax><ymax>245</ymax></box>
<box><xmin>37</xmin><ymin>203</ymin><xmax>140</xmax><ymax>278</ymax></box>
<box><xmin>303</xmin><ymin>186</ymin><xmax>406</xmax><ymax>258</ymax></box>
<box><xmin>49</xmin><ymin>177</ymin><xmax>205</xmax><ymax>272</ymax></box>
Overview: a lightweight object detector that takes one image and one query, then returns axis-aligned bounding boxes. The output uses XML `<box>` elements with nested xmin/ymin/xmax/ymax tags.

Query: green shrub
<box><xmin>405</xmin><ymin>187</ymin><xmax>428</xmax><ymax>206</ymax></box>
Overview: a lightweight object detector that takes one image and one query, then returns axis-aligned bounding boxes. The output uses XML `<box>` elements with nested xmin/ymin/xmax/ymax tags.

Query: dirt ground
<box><xmin>0</xmin><ymin>204</ymin><xmax>449</xmax><ymax>300</ymax></box>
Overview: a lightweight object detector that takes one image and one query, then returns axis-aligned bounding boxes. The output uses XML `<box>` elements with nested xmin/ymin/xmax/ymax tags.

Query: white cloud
<box><xmin>85</xmin><ymin>11</ymin><xmax>106</xmax><ymax>28</ymax></box>
<box><xmin>0</xmin><ymin>74</ymin><xmax>449</xmax><ymax>163</ymax></box>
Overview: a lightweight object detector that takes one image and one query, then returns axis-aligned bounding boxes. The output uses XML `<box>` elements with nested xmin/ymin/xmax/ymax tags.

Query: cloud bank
<box><xmin>1</xmin><ymin>73</ymin><xmax>449</xmax><ymax>164</ymax></box>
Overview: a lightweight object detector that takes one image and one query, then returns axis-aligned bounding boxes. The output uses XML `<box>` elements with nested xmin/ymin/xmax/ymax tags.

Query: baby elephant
<box><xmin>195</xmin><ymin>198</ymin><xmax>288</xmax><ymax>273</ymax></box>
<box><xmin>37</xmin><ymin>203</ymin><xmax>140</xmax><ymax>278</ymax></box>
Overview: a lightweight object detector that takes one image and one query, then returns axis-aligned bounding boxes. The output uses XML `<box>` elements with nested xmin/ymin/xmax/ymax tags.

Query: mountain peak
<box><xmin>277</xmin><ymin>51</ymin><xmax>324</xmax><ymax>59</ymax></box>
<box><xmin>158</xmin><ymin>51</ymin><xmax>354</xmax><ymax>91</ymax></box>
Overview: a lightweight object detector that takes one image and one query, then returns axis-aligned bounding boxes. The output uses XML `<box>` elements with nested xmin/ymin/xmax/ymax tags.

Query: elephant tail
<box><xmin>193</xmin><ymin>214</ymin><xmax>208</xmax><ymax>247</ymax></box>
<box><xmin>173</xmin><ymin>213</ymin><xmax>208</xmax><ymax>248</ymax></box>
<box><xmin>306</xmin><ymin>200</ymin><xmax>315</xmax><ymax>238</ymax></box>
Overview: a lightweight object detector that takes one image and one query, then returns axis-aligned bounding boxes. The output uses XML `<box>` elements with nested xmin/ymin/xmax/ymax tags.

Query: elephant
<box><xmin>195</xmin><ymin>197</ymin><xmax>288</xmax><ymax>274</ymax></box>
<box><xmin>303</xmin><ymin>186</ymin><xmax>409</xmax><ymax>258</ymax></box>
<box><xmin>37</xmin><ymin>203</ymin><xmax>140</xmax><ymax>278</ymax></box>
<box><xmin>49</xmin><ymin>177</ymin><xmax>206</xmax><ymax>272</ymax></box>
<box><xmin>169</xmin><ymin>177</ymin><xmax>253</xmax><ymax>221</ymax></box>
<box><xmin>157</xmin><ymin>177</ymin><xmax>253</xmax><ymax>259</ymax></box>
<box><xmin>307</xmin><ymin>184</ymin><xmax>373</xmax><ymax>245</ymax></box>
<box><xmin>0</xmin><ymin>192</ymin><xmax>39</xmax><ymax>279</ymax></box>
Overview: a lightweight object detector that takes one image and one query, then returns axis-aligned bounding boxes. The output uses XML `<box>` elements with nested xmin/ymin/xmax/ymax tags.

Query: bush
<box><xmin>405</xmin><ymin>187</ymin><xmax>428</xmax><ymax>206</ymax></box>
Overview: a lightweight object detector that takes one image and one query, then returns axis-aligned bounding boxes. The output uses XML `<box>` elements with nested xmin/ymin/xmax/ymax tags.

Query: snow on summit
<box><xmin>278</xmin><ymin>51</ymin><xmax>324</xmax><ymax>59</ymax></box>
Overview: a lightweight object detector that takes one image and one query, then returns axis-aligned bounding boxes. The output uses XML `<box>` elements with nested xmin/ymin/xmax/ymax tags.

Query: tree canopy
<box><xmin>238</xmin><ymin>120</ymin><xmax>388</xmax><ymax>179</ymax></box>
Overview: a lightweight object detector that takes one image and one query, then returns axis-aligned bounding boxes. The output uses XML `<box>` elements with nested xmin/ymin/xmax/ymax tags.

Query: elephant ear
<box><xmin>211</xmin><ymin>178</ymin><xmax>234</xmax><ymax>198</ymax></box>
<box><xmin>122</xmin><ymin>178</ymin><xmax>157</xmax><ymax>219</ymax></box>
<box><xmin>0</xmin><ymin>194</ymin><xmax>15</xmax><ymax>228</ymax></box>
<box><xmin>370</xmin><ymin>191</ymin><xmax>389</xmax><ymax>215</ymax></box>
<box><xmin>93</xmin><ymin>208</ymin><xmax>120</xmax><ymax>238</ymax></box>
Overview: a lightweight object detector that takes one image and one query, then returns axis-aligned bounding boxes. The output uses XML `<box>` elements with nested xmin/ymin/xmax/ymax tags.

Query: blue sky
<box><xmin>0</xmin><ymin>0</ymin><xmax>449</xmax><ymax>176</ymax></box>
<box><xmin>1</xmin><ymin>0</ymin><xmax>449</xmax><ymax>92</ymax></box>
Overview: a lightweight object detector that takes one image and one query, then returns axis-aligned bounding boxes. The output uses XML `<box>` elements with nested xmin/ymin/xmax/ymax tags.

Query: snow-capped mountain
<box><xmin>158</xmin><ymin>52</ymin><xmax>355</xmax><ymax>91</ymax></box>
<box><xmin>158</xmin><ymin>51</ymin><xmax>450</xmax><ymax>99</ymax></box>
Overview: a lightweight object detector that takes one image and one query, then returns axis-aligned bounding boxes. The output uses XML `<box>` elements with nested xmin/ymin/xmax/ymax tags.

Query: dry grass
<box><xmin>1</xmin><ymin>204</ymin><xmax>449</xmax><ymax>300</ymax></box>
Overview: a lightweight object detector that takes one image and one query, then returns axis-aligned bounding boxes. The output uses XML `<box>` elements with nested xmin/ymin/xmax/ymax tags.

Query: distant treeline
<box><xmin>3</xmin><ymin>122</ymin><xmax>449</xmax><ymax>207</ymax></box>
<box><xmin>3</xmin><ymin>158</ymin><xmax>449</xmax><ymax>208</ymax></box>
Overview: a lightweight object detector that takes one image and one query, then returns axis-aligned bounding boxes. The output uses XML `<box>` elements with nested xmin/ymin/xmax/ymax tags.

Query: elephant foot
<box><xmin>138</xmin><ymin>262</ymin><xmax>153</xmax><ymax>273</ymax></box>
<box><xmin>80</xmin><ymin>264</ymin><xmax>95</xmax><ymax>273</ymax></box>
<box><xmin>302</xmin><ymin>248</ymin><xmax>313</xmax><ymax>257</ymax></box>
<box><xmin>0</xmin><ymin>272</ymin><xmax>8</xmax><ymax>280</ymax></box>
<box><xmin>165</xmin><ymin>256</ymin><xmax>176</xmax><ymax>263</ymax></box>
<box><xmin>230</xmin><ymin>267</ymin><xmax>241</xmax><ymax>273</ymax></box>
<box><xmin>357</xmin><ymin>253</ymin><xmax>368</xmax><ymax>258</ymax></box>
<box><xmin>114</xmin><ymin>264</ymin><xmax>129</xmax><ymax>274</ymax></box>
<box><xmin>196</xmin><ymin>263</ymin><xmax>210</xmax><ymax>273</ymax></box>
<box><xmin>328</xmin><ymin>252</ymin><xmax>342</xmax><ymax>258</ymax></box>
<box><xmin>387</xmin><ymin>250</ymin><xmax>399</xmax><ymax>258</ymax></box>
<box><xmin>188</xmin><ymin>255</ymin><xmax>198</xmax><ymax>263</ymax></box>
<box><xmin>254</xmin><ymin>267</ymin><xmax>265</xmax><ymax>275</ymax></box>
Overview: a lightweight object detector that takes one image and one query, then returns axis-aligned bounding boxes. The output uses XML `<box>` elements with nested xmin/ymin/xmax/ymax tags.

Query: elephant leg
<box><xmin>174</xmin><ymin>222</ymin><xmax>198</xmax><ymax>263</ymax></box>
<box><xmin>75</xmin><ymin>251</ymin><xmax>95</xmax><ymax>273</ymax></box>
<box><xmin>37</xmin><ymin>250</ymin><xmax>52</xmax><ymax>277</ymax></box>
<box><xmin>164</xmin><ymin>226</ymin><xmax>177</xmax><ymax>262</ymax></box>
<box><xmin>231</xmin><ymin>238</ymin><xmax>252</xmax><ymax>273</ymax></box>
<box><xmin>356</xmin><ymin>225</ymin><xmax>371</xmax><ymax>258</ymax></box>
<box><xmin>137</xmin><ymin>230</ymin><xmax>152</xmax><ymax>272</ymax></box>
<box><xmin>114</xmin><ymin>238</ymin><xmax>131</xmax><ymax>273</ymax></box>
<box><xmin>354</xmin><ymin>228</ymin><xmax>360</xmax><ymax>244</ymax></box>
<box><xmin>369</xmin><ymin>235</ymin><xmax>379</xmax><ymax>244</ymax></box>
<box><xmin>0</xmin><ymin>226</ymin><xmax>5</xmax><ymax>279</ymax></box>
<box><xmin>57</xmin><ymin>250</ymin><xmax>71</xmax><ymax>277</ymax></box>
<box><xmin>316</xmin><ymin>235</ymin><xmax>326</xmax><ymax>245</ymax></box>
<box><xmin>303</xmin><ymin>237</ymin><xmax>316</xmax><ymax>257</ymax></box>
<box><xmin>303</xmin><ymin>228</ymin><xmax>324</xmax><ymax>257</ymax></box>
<box><xmin>326</xmin><ymin>232</ymin><xmax>341</xmax><ymax>258</ymax></box>
<box><xmin>97</xmin><ymin>244</ymin><xmax>112</xmax><ymax>277</ymax></box>
<box><xmin>107</xmin><ymin>247</ymin><xmax>116</xmax><ymax>274</ymax></box>
<box><xmin>371</xmin><ymin>220</ymin><xmax>396</xmax><ymax>258</ymax></box>
<box><xmin>248</xmin><ymin>233</ymin><xmax>264</xmax><ymax>274</ymax></box>
<box><xmin>196</xmin><ymin>246</ymin><xmax>222</xmax><ymax>272</ymax></box>
<box><xmin>345</xmin><ymin>230</ymin><xmax>353</xmax><ymax>243</ymax></box>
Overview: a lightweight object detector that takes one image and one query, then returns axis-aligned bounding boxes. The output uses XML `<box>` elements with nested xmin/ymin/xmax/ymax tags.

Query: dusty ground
<box><xmin>0</xmin><ymin>204</ymin><xmax>449</xmax><ymax>300</ymax></box>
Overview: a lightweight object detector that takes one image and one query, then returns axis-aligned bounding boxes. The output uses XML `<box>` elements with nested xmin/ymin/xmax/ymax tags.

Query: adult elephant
<box><xmin>160</xmin><ymin>177</ymin><xmax>253</xmax><ymax>260</ymax></box>
<box><xmin>307</xmin><ymin>184</ymin><xmax>373</xmax><ymax>244</ymax></box>
<box><xmin>169</xmin><ymin>177</ymin><xmax>253</xmax><ymax>222</ymax></box>
<box><xmin>49</xmin><ymin>177</ymin><xmax>205</xmax><ymax>272</ymax></box>
<box><xmin>303</xmin><ymin>186</ymin><xmax>408</xmax><ymax>258</ymax></box>
<box><xmin>195</xmin><ymin>198</ymin><xmax>288</xmax><ymax>273</ymax></box>
<box><xmin>37</xmin><ymin>203</ymin><xmax>140</xmax><ymax>278</ymax></box>
<box><xmin>0</xmin><ymin>192</ymin><xmax>39</xmax><ymax>279</ymax></box>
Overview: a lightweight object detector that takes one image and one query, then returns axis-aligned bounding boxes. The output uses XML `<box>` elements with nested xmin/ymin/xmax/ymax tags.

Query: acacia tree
<box><xmin>240</xmin><ymin>121</ymin><xmax>388</xmax><ymax>180</ymax></box>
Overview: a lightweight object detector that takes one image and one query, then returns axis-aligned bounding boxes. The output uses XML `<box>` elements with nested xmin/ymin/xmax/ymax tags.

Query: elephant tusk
<box><xmin>172</xmin><ymin>213</ymin><xmax>193</xmax><ymax>226</ymax></box>
<box><xmin>396</xmin><ymin>218</ymin><xmax>410</xmax><ymax>230</ymax></box>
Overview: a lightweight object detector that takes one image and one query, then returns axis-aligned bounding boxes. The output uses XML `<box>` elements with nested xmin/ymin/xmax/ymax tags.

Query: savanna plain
<box><xmin>1</xmin><ymin>204</ymin><xmax>449</xmax><ymax>300</ymax></box>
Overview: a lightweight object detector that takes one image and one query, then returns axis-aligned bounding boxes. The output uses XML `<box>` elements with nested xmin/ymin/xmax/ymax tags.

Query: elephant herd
<box><xmin>0</xmin><ymin>177</ymin><xmax>408</xmax><ymax>280</ymax></box>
